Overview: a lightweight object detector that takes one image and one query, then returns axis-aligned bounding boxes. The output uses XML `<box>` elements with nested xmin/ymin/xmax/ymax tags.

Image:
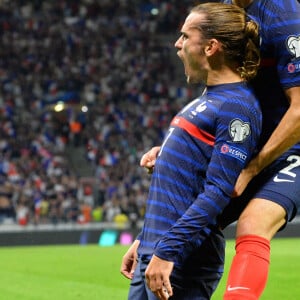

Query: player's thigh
<box><xmin>237</xmin><ymin>154</ymin><xmax>300</xmax><ymax>239</ymax></box>
<box><xmin>236</xmin><ymin>197</ymin><xmax>286</xmax><ymax>239</ymax></box>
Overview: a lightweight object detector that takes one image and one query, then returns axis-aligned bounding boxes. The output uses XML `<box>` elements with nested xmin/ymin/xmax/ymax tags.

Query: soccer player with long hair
<box><xmin>121</xmin><ymin>3</ymin><xmax>262</xmax><ymax>299</ymax></box>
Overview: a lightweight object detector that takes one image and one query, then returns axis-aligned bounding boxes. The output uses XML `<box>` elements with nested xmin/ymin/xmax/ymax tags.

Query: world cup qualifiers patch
<box><xmin>220</xmin><ymin>143</ymin><xmax>248</xmax><ymax>162</ymax></box>
<box><xmin>286</xmin><ymin>35</ymin><xmax>300</xmax><ymax>74</ymax></box>
<box><xmin>229</xmin><ymin>119</ymin><xmax>250</xmax><ymax>143</ymax></box>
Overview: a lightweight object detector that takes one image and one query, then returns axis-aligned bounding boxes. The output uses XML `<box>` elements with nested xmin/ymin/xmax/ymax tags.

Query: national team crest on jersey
<box><xmin>229</xmin><ymin>119</ymin><xmax>250</xmax><ymax>143</ymax></box>
<box><xmin>286</xmin><ymin>35</ymin><xmax>300</xmax><ymax>74</ymax></box>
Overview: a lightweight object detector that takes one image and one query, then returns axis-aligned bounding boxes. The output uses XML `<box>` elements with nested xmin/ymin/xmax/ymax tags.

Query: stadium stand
<box><xmin>0</xmin><ymin>0</ymin><xmax>204</xmax><ymax>227</ymax></box>
<box><xmin>1</xmin><ymin>0</ymin><xmax>296</xmax><ymax>233</ymax></box>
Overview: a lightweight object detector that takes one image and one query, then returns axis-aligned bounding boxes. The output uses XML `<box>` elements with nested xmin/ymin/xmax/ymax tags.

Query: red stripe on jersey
<box><xmin>171</xmin><ymin>116</ymin><xmax>215</xmax><ymax>146</ymax></box>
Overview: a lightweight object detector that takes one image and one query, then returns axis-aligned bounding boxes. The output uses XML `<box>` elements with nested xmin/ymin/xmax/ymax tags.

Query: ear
<box><xmin>204</xmin><ymin>39</ymin><xmax>221</xmax><ymax>57</ymax></box>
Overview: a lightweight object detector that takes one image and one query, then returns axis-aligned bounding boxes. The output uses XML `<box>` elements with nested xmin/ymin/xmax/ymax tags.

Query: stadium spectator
<box><xmin>120</xmin><ymin>194</ymin><xmax>141</xmax><ymax>228</ymax></box>
<box><xmin>103</xmin><ymin>194</ymin><xmax>122</xmax><ymax>223</ymax></box>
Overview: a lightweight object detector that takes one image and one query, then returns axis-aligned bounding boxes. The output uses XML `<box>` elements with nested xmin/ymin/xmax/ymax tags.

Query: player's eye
<box><xmin>182</xmin><ymin>33</ymin><xmax>188</xmax><ymax>40</ymax></box>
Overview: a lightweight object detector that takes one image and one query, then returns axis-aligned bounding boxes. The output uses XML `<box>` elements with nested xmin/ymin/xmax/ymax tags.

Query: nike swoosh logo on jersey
<box><xmin>273</xmin><ymin>176</ymin><xmax>295</xmax><ymax>183</ymax></box>
<box><xmin>227</xmin><ymin>285</ymin><xmax>250</xmax><ymax>291</ymax></box>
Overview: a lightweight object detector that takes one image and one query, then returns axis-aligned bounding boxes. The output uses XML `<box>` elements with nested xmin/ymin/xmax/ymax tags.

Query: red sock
<box><xmin>223</xmin><ymin>235</ymin><xmax>270</xmax><ymax>300</ymax></box>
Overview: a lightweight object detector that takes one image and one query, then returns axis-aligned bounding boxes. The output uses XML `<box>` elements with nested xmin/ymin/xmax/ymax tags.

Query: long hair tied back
<box><xmin>238</xmin><ymin>18</ymin><xmax>260</xmax><ymax>81</ymax></box>
<box><xmin>191</xmin><ymin>3</ymin><xmax>261</xmax><ymax>81</ymax></box>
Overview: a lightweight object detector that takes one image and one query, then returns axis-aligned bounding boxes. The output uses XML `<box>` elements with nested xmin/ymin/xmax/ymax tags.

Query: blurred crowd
<box><xmin>0</xmin><ymin>0</ymin><xmax>206</xmax><ymax>227</ymax></box>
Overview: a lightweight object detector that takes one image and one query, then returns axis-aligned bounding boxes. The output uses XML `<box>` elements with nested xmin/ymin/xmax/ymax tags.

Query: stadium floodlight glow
<box><xmin>54</xmin><ymin>101</ymin><xmax>65</xmax><ymax>112</ymax></box>
<box><xmin>151</xmin><ymin>8</ymin><xmax>159</xmax><ymax>15</ymax></box>
<box><xmin>81</xmin><ymin>105</ymin><xmax>88</xmax><ymax>113</ymax></box>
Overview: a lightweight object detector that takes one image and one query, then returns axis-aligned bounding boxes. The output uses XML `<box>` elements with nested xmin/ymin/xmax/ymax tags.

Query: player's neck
<box><xmin>207</xmin><ymin>70</ymin><xmax>243</xmax><ymax>86</ymax></box>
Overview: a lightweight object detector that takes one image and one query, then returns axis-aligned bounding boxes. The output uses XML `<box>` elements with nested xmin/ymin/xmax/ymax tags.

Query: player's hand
<box><xmin>233</xmin><ymin>156</ymin><xmax>261</xmax><ymax>197</ymax></box>
<box><xmin>140</xmin><ymin>146</ymin><xmax>161</xmax><ymax>174</ymax></box>
<box><xmin>145</xmin><ymin>255</ymin><xmax>174</xmax><ymax>299</ymax></box>
<box><xmin>232</xmin><ymin>167</ymin><xmax>254</xmax><ymax>197</ymax></box>
<box><xmin>120</xmin><ymin>240</ymin><xmax>140</xmax><ymax>279</ymax></box>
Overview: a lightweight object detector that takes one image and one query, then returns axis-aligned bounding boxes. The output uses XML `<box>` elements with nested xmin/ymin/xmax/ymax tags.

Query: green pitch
<box><xmin>0</xmin><ymin>238</ymin><xmax>299</xmax><ymax>299</ymax></box>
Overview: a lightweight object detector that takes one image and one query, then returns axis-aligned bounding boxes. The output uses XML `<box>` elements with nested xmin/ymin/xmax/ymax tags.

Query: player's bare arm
<box><xmin>233</xmin><ymin>86</ymin><xmax>300</xmax><ymax>197</ymax></box>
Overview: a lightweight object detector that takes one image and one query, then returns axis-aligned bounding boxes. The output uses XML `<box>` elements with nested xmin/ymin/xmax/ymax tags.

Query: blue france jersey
<box><xmin>225</xmin><ymin>0</ymin><xmax>300</xmax><ymax>151</ymax></box>
<box><xmin>138</xmin><ymin>82</ymin><xmax>262</xmax><ymax>266</ymax></box>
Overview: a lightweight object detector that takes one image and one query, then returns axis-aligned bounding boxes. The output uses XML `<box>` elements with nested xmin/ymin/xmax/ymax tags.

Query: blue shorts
<box><xmin>128</xmin><ymin>227</ymin><xmax>225</xmax><ymax>300</ymax></box>
<box><xmin>219</xmin><ymin>153</ymin><xmax>300</xmax><ymax>229</ymax></box>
